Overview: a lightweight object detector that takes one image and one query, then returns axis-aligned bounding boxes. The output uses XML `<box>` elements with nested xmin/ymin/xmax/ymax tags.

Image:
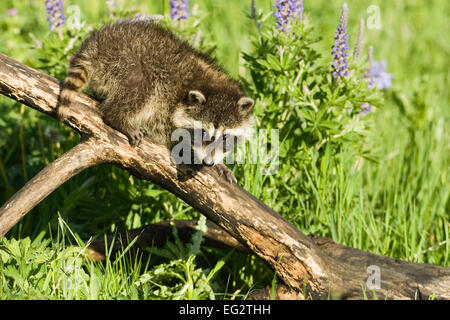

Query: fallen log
<box><xmin>86</xmin><ymin>219</ymin><xmax>251</xmax><ymax>262</ymax></box>
<box><xmin>0</xmin><ymin>52</ymin><xmax>448</xmax><ymax>299</ymax></box>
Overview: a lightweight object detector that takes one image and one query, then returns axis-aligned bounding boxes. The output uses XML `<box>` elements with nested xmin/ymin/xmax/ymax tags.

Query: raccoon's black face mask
<box><xmin>171</xmin><ymin>90</ymin><xmax>254</xmax><ymax>166</ymax></box>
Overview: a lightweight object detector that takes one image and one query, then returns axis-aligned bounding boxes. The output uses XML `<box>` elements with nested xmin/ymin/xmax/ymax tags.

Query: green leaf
<box><xmin>266</xmin><ymin>54</ymin><xmax>283</xmax><ymax>72</ymax></box>
<box><xmin>206</xmin><ymin>249</ymin><xmax>235</xmax><ymax>282</ymax></box>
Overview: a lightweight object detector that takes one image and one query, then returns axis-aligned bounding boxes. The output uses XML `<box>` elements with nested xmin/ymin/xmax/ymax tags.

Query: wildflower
<box><xmin>366</xmin><ymin>59</ymin><xmax>393</xmax><ymax>89</ymax></box>
<box><xmin>359</xmin><ymin>102</ymin><xmax>372</xmax><ymax>117</ymax></box>
<box><xmin>273</xmin><ymin>0</ymin><xmax>303</xmax><ymax>32</ymax></box>
<box><xmin>353</xmin><ymin>19</ymin><xmax>365</xmax><ymax>59</ymax></box>
<box><xmin>331</xmin><ymin>3</ymin><xmax>349</xmax><ymax>79</ymax></box>
<box><xmin>359</xmin><ymin>49</ymin><xmax>393</xmax><ymax>117</ymax></box>
<box><xmin>45</xmin><ymin>0</ymin><xmax>65</xmax><ymax>29</ymax></box>
<box><xmin>106</xmin><ymin>0</ymin><xmax>117</xmax><ymax>18</ymax></box>
<box><xmin>7</xmin><ymin>8</ymin><xmax>18</xmax><ymax>16</ymax></box>
<box><xmin>45</xmin><ymin>0</ymin><xmax>65</xmax><ymax>39</ymax></box>
<box><xmin>251</xmin><ymin>0</ymin><xmax>261</xmax><ymax>34</ymax></box>
<box><xmin>170</xmin><ymin>0</ymin><xmax>189</xmax><ymax>21</ymax></box>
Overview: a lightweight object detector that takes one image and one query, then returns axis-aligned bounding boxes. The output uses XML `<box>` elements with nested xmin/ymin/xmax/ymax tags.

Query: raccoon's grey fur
<box><xmin>57</xmin><ymin>20</ymin><xmax>254</xmax><ymax>179</ymax></box>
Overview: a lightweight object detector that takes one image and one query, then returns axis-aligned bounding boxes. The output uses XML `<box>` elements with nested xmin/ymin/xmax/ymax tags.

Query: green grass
<box><xmin>0</xmin><ymin>0</ymin><xmax>448</xmax><ymax>299</ymax></box>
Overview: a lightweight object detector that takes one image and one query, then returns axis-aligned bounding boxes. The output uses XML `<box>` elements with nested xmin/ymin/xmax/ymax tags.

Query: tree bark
<box><xmin>0</xmin><ymin>138</ymin><xmax>104</xmax><ymax>236</ymax></box>
<box><xmin>0</xmin><ymin>52</ymin><xmax>449</xmax><ymax>300</ymax></box>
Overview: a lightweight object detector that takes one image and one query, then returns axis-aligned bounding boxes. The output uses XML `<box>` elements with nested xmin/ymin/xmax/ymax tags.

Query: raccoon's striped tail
<box><xmin>57</xmin><ymin>57</ymin><xmax>91</xmax><ymax>120</ymax></box>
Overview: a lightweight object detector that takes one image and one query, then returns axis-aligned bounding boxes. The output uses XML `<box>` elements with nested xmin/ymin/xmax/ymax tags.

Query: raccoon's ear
<box><xmin>237</xmin><ymin>97</ymin><xmax>254</xmax><ymax>112</ymax></box>
<box><xmin>188</xmin><ymin>90</ymin><xmax>206</xmax><ymax>104</ymax></box>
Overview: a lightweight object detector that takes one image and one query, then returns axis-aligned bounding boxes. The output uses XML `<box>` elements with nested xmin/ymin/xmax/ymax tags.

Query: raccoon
<box><xmin>57</xmin><ymin>20</ymin><xmax>254</xmax><ymax>183</ymax></box>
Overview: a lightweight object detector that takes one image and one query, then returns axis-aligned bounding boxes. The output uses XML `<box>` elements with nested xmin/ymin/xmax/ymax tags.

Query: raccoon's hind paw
<box><xmin>215</xmin><ymin>163</ymin><xmax>237</xmax><ymax>184</ymax></box>
<box><xmin>124</xmin><ymin>127</ymin><xmax>146</xmax><ymax>147</ymax></box>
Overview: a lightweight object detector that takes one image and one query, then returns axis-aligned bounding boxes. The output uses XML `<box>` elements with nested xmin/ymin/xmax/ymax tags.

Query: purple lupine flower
<box><xmin>170</xmin><ymin>0</ymin><xmax>189</xmax><ymax>21</ymax></box>
<box><xmin>7</xmin><ymin>8</ymin><xmax>18</xmax><ymax>16</ymax></box>
<box><xmin>359</xmin><ymin>102</ymin><xmax>372</xmax><ymax>117</ymax></box>
<box><xmin>365</xmin><ymin>59</ymin><xmax>393</xmax><ymax>89</ymax></box>
<box><xmin>273</xmin><ymin>0</ymin><xmax>303</xmax><ymax>32</ymax></box>
<box><xmin>45</xmin><ymin>0</ymin><xmax>65</xmax><ymax>31</ymax></box>
<box><xmin>331</xmin><ymin>3</ymin><xmax>349</xmax><ymax>79</ymax></box>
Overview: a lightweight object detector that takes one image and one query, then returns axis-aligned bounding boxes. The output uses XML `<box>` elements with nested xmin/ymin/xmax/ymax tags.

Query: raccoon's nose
<box><xmin>203</xmin><ymin>156</ymin><xmax>214</xmax><ymax>166</ymax></box>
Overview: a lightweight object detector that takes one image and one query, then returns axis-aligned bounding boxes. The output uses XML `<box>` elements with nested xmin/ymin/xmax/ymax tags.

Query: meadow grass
<box><xmin>0</xmin><ymin>0</ymin><xmax>448</xmax><ymax>299</ymax></box>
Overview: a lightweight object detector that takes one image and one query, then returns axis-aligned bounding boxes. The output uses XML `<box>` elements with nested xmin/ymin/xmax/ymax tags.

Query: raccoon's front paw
<box><xmin>215</xmin><ymin>163</ymin><xmax>237</xmax><ymax>184</ymax></box>
<box><xmin>124</xmin><ymin>127</ymin><xmax>146</xmax><ymax>147</ymax></box>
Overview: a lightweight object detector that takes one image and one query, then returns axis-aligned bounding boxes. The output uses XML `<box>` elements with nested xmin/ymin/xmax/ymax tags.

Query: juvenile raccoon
<box><xmin>57</xmin><ymin>20</ymin><xmax>254</xmax><ymax>183</ymax></box>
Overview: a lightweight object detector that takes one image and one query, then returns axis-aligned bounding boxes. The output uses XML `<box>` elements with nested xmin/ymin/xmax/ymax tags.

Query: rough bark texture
<box><xmin>0</xmin><ymin>52</ymin><xmax>449</xmax><ymax>300</ymax></box>
<box><xmin>0</xmin><ymin>138</ymin><xmax>103</xmax><ymax>236</ymax></box>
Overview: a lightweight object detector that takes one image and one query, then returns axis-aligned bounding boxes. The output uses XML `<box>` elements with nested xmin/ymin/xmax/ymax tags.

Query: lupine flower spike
<box><xmin>358</xmin><ymin>47</ymin><xmax>374</xmax><ymax>117</ymax></box>
<box><xmin>360</xmin><ymin>47</ymin><xmax>393</xmax><ymax>116</ymax></box>
<box><xmin>251</xmin><ymin>0</ymin><xmax>262</xmax><ymax>34</ymax></box>
<box><xmin>273</xmin><ymin>0</ymin><xmax>304</xmax><ymax>33</ymax></box>
<box><xmin>45</xmin><ymin>0</ymin><xmax>65</xmax><ymax>40</ymax></box>
<box><xmin>353</xmin><ymin>19</ymin><xmax>365</xmax><ymax>59</ymax></box>
<box><xmin>331</xmin><ymin>3</ymin><xmax>349</xmax><ymax>79</ymax></box>
<box><xmin>170</xmin><ymin>0</ymin><xmax>189</xmax><ymax>25</ymax></box>
<box><xmin>366</xmin><ymin>59</ymin><xmax>393</xmax><ymax>89</ymax></box>
<box><xmin>365</xmin><ymin>46</ymin><xmax>392</xmax><ymax>89</ymax></box>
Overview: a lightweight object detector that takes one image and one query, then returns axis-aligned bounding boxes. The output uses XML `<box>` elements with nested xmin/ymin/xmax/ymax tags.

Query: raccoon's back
<box><xmin>88</xmin><ymin>22</ymin><xmax>199</xmax><ymax>89</ymax></box>
<box><xmin>69</xmin><ymin>20</ymin><xmax>236</xmax><ymax>107</ymax></box>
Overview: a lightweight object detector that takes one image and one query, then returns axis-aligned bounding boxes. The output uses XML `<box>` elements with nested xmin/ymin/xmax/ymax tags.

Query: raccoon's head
<box><xmin>171</xmin><ymin>88</ymin><xmax>254</xmax><ymax>166</ymax></box>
